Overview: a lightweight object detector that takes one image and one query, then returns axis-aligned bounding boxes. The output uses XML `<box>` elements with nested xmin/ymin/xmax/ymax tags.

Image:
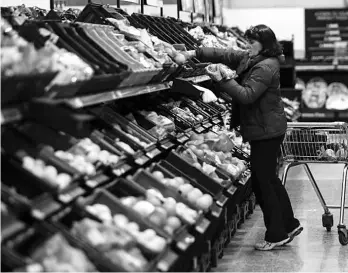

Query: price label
<box><xmin>58</xmin><ymin>187</ymin><xmax>84</xmax><ymax>204</ymax></box>
<box><xmin>227</xmin><ymin>185</ymin><xmax>237</xmax><ymax>196</ymax></box>
<box><xmin>161</xmin><ymin>141</ymin><xmax>175</xmax><ymax>150</ymax></box>
<box><xmin>146</xmin><ymin>148</ymin><xmax>161</xmax><ymax>159</ymax></box>
<box><xmin>195</xmin><ymin>126</ymin><xmax>205</xmax><ymax>133</ymax></box>
<box><xmin>202</xmin><ymin>122</ymin><xmax>212</xmax><ymax>129</ymax></box>
<box><xmin>196</xmin><ymin>218</ymin><xmax>210</xmax><ymax>234</ymax></box>
<box><xmin>177</xmin><ymin>135</ymin><xmax>189</xmax><ymax>144</ymax></box>
<box><xmin>135</xmin><ymin>155</ymin><xmax>149</xmax><ymax>165</ymax></box>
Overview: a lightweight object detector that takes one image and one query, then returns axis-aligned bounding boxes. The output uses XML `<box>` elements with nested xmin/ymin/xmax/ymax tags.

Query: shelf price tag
<box><xmin>195</xmin><ymin>217</ymin><xmax>210</xmax><ymax>234</ymax></box>
<box><xmin>86</xmin><ymin>174</ymin><xmax>109</xmax><ymax>189</ymax></box>
<box><xmin>160</xmin><ymin>141</ymin><xmax>175</xmax><ymax>150</ymax></box>
<box><xmin>195</xmin><ymin>126</ymin><xmax>205</xmax><ymax>133</ymax></box>
<box><xmin>202</xmin><ymin>122</ymin><xmax>212</xmax><ymax>129</ymax></box>
<box><xmin>177</xmin><ymin>135</ymin><xmax>189</xmax><ymax>144</ymax></box>
<box><xmin>177</xmin><ymin>233</ymin><xmax>195</xmax><ymax>252</ymax></box>
<box><xmin>58</xmin><ymin>187</ymin><xmax>85</xmax><ymax>204</ymax></box>
<box><xmin>135</xmin><ymin>155</ymin><xmax>149</xmax><ymax>165</ymax></box>
<box><xmin>146</xmin><ymin>148</ymin><xmax>161</xmax><ymax>159</ymax></box>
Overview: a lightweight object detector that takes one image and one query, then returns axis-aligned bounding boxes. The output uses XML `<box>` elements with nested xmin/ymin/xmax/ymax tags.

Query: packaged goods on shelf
<box><xmin>325</xmin><ymin>82</ymin><xmax>348</xmax><ymax>111</ymax></box>
<box><xmin>302</xmin><ymin>77</ymin><xmax>328</xmax><ymax>109</ymax></box>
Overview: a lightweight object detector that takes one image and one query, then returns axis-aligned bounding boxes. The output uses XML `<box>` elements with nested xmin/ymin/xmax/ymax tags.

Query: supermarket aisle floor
<box><xmin>213</xmin><ymin>164</ymin><xmax>348</xmax><ymax>272</ymax></box>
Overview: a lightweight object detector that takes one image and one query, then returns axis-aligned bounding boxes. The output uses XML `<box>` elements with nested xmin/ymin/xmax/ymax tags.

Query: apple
<box><xmin>133</xmin><ymin>200</ymin><xmax>155</xmax><ymax>216</ymax></box>
<box><xmin>178</xmin><ymin>184</ymin><xmax>194</xmax><ymax>198</ymax></box>
<box><xmin>113</xmin><ymin>214</ymin><xmax>129</xmax><ymax>228</ymax></box>
<box><xmin>142</xmin><ymin>229</ymin><xmax>157</xmax><ymax>240</ymax></box>
<box><xmin>149</xmin><ymin>209</ymin><xmax>167</xmax><ymax>227</ymax></box>
<box><xmin>22</xmin><ymin>156</ymin><xmax>35</xmax><ymax>170</ymax></box>
<box><xmin>174</xmin><ymin>177</ymin><xmax>185</xmax><ymax>187</ymax></box>
<box><xmin>148</xmin><ymin>236</ymin><xmax>166</xmax><ymax>253</ymax></box>
<box><xmin>127</xmin><ymin>222</ymin><xmax>140</xmax><ymax>234</ymax></box>
<box><xmin>205</xmin><ymin>132</ymin><xmax>218</xmax><ymax>140</ymax></box>
<box><xmin>147</xmin><ymin>196</ymin><xmax>162</xmax><ymax>206</ymax></box>
<box><xmin>194</xmin><ymin>149</ymin><xmax>204</xmax><ymax>158</ymax></box>
<box><xmin>120</xmin><ymin>196</ymin><xmax>138</xmax><ymax>207</ymax></box>
<box><xmin>199</xmin><ymin>144</ymin><xmax>210</xmax><ymax>150</ymax></box>
<box><xmin>163</xmin><ymin>197</ymin><xmax>177</xmax><ymax>216</ymax></box>
<box><xmin>187</xmin><ymin>189</ymin><xmax>203</xmax><ymax>204</ymax></box>
<box><xmin>188</xmin><ymin>144</ymin><xmax>197</xmax><ymax>151</ymax></box>
<box><xmin>152</xmin><ymin>171</ymin><xmax>165</xmax><ymax>181</ymax></box>
<box><xmin>146</xmin><ymin>188</ymin><xmax>163</xmax><ymax>200</ymax></box>
<box><xmin>164</xmin><ymin>47</ymin><xmax>174</xmax><ymax>57</ymax></box>
<box><xmin>190</xmin><ymin>133</ymin><xmax>204</xmax><ymax>141</ymax></box>
<box><xmin>174</xmin><ymin>53</ymin><xmax>186</xmax><ymax>65</ymax></box>
<box><xmin>164</xmin><ymin>225</ymin><xmax>175</xmax><ymax>236</ymax></box>
<box><xmin>166</xmin><ymin>216</ymin><xmax>181</xmax><ymax>230</ymax></box>
<box><xmin>197</xmin><ymin>114</ymin><xmax>204</xmax><ymax>121</ymax></box>
<box><xmin>196</xmin><ymin>194</ymin><xmax>213</xmax><ymax>211</ymax></box>
<box><xmin>192</xmin><ymin>162</ymin><xmax>201</xmax><ymax>169</ymax></box>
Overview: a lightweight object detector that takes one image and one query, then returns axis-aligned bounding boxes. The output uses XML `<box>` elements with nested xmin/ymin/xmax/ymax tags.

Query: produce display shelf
<box><xmin>177</xmin><ymin>75</ymin><xmax>211</xmax><ymax>84</ymax></box>
<box><xmin>63</xmin><ymin>75</ymin><xmax>211</xmax><ymax>109</ymax></box>
<box><xmin>1</xmin><ymin>5</ymin><xmax>262</xmax><ymax>272</ymax></box>
<box><xmin>295</xmin><ymin>65</ymin><xmax>348</xmax><ymax>71</ymax></box>
<box><xmin>64</xmin><ymin>82</ymin><xmax>172</xmax><ymax>109</ymax></box>
<box><xmin>1</xmin><ymin>107</ymin><xmax>23</xmax><ymax>125</ymax></box>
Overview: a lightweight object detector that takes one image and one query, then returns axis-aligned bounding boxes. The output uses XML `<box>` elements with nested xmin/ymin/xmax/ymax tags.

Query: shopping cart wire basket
<box><xmin>281</xmin><ymin>122</ymin><xmax>348</xmax><ymax>246</ymax></box>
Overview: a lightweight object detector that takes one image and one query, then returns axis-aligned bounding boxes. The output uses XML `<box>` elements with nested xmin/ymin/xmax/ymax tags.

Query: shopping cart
<box><xmin>280</xmin><ymin>122</ymin><xmax>348</xmax><ymax>246</ymax></box>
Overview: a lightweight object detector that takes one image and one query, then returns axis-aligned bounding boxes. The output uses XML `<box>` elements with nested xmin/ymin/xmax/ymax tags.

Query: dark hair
<box><xmin>244</xmin><ymin>24</ymin><xmax>283</xmax><ymax>57</ymax></box>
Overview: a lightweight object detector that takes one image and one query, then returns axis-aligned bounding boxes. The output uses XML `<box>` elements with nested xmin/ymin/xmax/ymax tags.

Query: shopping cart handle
<box><xmin>287</xmin><ymin>122</ymin><xmax>347</xmax><ymax>128</ymax></box>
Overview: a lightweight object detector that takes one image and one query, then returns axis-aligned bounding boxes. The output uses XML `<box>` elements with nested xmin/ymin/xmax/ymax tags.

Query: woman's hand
<box><xmin>182</xmin><ymin>50</ymin><xmax>197</xmax><ymax>60</ymax></box>
<box><xmin>201</xmin><ymin>89</ymin><xmax>218</xmax><ymax>103</ymax></box>
<box><xmin>193</xmin><ymin>84</ymin><xmax>218</xmax><ymax>103</ymax></box>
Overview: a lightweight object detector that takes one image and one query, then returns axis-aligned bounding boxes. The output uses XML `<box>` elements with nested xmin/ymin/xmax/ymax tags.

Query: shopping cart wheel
<box><xmin>338</xmin><ymin>225</ymin><xmax>348</xmax><ymax>246</ymax></box>
<box><xmin>322</xmin><ymin>213</ymin><xmax>334</xmax><ymax>231</ymax></box>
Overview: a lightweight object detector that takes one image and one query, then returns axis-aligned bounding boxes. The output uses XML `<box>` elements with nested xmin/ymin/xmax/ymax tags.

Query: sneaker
<box><xmin>284</xmin><ymin>225</ymin><xmax>303</xmax><ymax>245</ymax></box>
<box><xmin>254</xmin><ymin>237</ymin><xmax>291</xmax><ymax>251</ymax></box>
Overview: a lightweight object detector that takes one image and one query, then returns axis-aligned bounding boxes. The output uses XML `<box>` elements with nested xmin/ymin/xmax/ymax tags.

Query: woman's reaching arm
<box><xmin>217</xmin><ymin>65</ymin><xmax>273</xmax><ymax>104</ymax></box>
<box><xmin>186</xmin><ymin>47</ymin><xmax>249</xmax><ymax>72</ymax></box>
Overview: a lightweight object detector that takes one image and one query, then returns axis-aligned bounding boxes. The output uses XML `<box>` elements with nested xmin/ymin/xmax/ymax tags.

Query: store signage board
<box><xmin>145</xmin><ymin>0</ymin><xmax>163</xmax><ymax>7</ymax></box>
<box><xmin>144</xmin><ymin>5</ymin><xmax>162</xmax><ymax>16</ymax></box>
<box><xmin>214</xmin><ymin>17</ymin><xmax>222</xmax><ymax>25</ymax></box>
<box><xmin>193</xmin><ymin>0</ymin><xmax>205</xmax><ymax>15</ymax></box>
<box><xmin>179</xmin><ymin>11</ymin><xmax>192</xmax><ymax>23</ymax></box>
<box><xmin>120</xmin><ymin>0</ymin><xmax>140</xmax><ymax>3</ymax></box>
<box><xmin>180</xmin><ymin>0</ymin><xmax>194</xmax><ymax>12</ymax></box>
<box><xmin>207</xmin><ymin>0</ymin><xmax>213</xmax><ymax>19</ymax></box>
<box><xmin>192</xmin><ymin>12</ymin><xmax>204</xmax><ymax>23</ymax></box>
<box><xmin>120</xmin><ymin>0</ymin><xmax>141</xmax><ymax>14</ymax></box>
<box><xmin>213</xmin><ymin>0</ymin><xmax>221</xmax><ymax>17</ymax></box>
<box><xmin>305</xmin><ymin>8</ymin><xmax>348</xmax><ymax>64</ymax></box>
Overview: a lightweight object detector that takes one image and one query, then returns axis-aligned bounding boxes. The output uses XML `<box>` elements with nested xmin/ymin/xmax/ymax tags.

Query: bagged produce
<box><xmin>302</xmin><ymin>77</ymin><xmax>328</xmax><ymax>109</ymax></box>
<box><xmin>205</xmin><ymin>63</ymin><xmax>238</xmax><ymax>82</ymax></box>
<box><xmin>325</xmin><ymin>82</ymin><xmax>348</xmax><ymax>110</ymax></box>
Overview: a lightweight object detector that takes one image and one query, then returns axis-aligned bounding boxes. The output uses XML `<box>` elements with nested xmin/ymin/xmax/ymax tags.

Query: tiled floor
<box><xmin>213</xmin><ymin>163</ymin><xmax>348</xmax><ymax>272</ymax></box>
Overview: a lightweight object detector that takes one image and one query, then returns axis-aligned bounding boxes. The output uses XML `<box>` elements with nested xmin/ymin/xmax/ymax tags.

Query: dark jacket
<box><xmin>196</xmin><ymin>47</ymin><xmax>287</xmax><ymax>141</ymax></box>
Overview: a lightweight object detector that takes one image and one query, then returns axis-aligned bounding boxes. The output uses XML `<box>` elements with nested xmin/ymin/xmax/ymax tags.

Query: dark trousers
<box><xmin>250</xmin><ymin>134</ymin><xmax>300</xmax><ymax>242</ymax></box>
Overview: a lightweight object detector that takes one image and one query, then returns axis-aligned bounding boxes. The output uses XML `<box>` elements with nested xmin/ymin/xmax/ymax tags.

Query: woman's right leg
<box><xmin>271</xmin><ymin>176</ymin><xmax>301</xmax><ymax>233</ymax></box>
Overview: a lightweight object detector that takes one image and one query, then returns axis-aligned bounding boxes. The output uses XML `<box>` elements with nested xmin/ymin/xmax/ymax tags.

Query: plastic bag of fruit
<box><xmin>205</xmin><ymin>63</ymin><xmax>238</xmax><ymax>82</ymax></box>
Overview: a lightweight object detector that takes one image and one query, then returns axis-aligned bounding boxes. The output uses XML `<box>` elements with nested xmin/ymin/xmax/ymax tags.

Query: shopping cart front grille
<box><xmin>281</xmin><ymin>122</ymin><xmax>348</xmax><ymax>163</ymax></box>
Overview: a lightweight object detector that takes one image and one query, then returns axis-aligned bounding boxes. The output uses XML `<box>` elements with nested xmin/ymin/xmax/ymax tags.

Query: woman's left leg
<box><xmin>250</xmin><ymin>135</ymin><xmax>290</xmax><ymax>247</ymax></box>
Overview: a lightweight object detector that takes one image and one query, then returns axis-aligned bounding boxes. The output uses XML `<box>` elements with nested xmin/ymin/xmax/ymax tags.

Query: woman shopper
<box><xmin>187</xmin><ymin>24</ymin><xmax>303</xmax><ymax>251</ymax></box>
